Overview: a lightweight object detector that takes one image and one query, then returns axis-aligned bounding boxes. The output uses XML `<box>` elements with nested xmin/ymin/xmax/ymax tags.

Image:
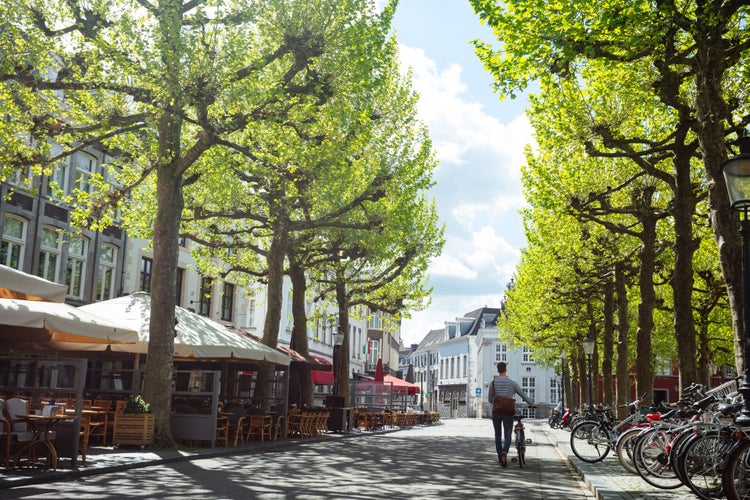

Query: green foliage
<box><xmin>124</xmin><ymin>395</ymin><xmax>151</xmax><ymax>414</ymax></box>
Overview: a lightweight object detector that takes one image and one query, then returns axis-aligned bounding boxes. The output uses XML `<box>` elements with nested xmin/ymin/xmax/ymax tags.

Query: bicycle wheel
<box><xmin>678</xmin><ymin>428</ymin><xmax>732</xmax><ymax>499</ymax></box>
<box><xmin>632</xmin><ymin>427</ymin><xmax>683</xmax><ymax>489</ymax></box>
<box><xmin>570</xmin><ymin>421</ymin><xmax>611</xmax><ymax>463</ymax></box>
<box><xmin>517</xmin><ymin>428</ymin><xmax>526</xmax><ymax>467</ymax></box>
<box><xmin>615</xmin><ymin>427</ymin><xmax>644</xmax><ymax>474</ymax></box>
<box><xmin>722</xmin><ymin>437</ymin><xmax>750</xmax><ymax>500</ymax></box>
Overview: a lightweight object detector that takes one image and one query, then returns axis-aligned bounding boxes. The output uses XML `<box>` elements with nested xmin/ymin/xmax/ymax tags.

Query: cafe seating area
<box><xmin>287</xmin><ymin>410</ymin><xmax>330</xmax><ymax>438</ymax></box>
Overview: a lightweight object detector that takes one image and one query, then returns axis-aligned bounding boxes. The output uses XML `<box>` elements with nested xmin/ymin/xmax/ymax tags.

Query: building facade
<box><xmin>402</xmin><ymin>307</ymin><xmax>557</xmax><ymax>419</ymax></box>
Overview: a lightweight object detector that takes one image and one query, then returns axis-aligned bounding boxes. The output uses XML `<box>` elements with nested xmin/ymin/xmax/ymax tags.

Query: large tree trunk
<box><xmin>694</xmin><ymin>42</ymin><xmax>744</xmax><ymax>374</ymax></box>
<box><xmin>672</xmin><ymin>148</ymin><xmax>699</xmax><ymax>392</ymax></box>
<box><xmin>602</xmin><ymin>275</ymin><xmax>615</xmax><ymax>408</ymax></box>
<box><xmin>256</xmin><ymin>223</ymin><xmax>288</xmax><ymax>409</ymax></box>
<box><xmin>334</xmin><ymin>280</ymin><xmax>350</xmax><ymax>404</ymax></box>
<box><xmin>635</xmin><ymin>190</ymin><xmax>657</xmax><ymax>403</ymax></box>
<box><xmin>615</xmin><ymin>263</ymin><xmax>631</xmax><ymax>417</ymax></box>
<box><xmin>142</xmin><ymin>113</ymin><xmax>182</xmax><ymax>448</ymax></box>
<box><xmin>288</xmin><ymin>258</ymin><xmax>313</xmax><ymax>407</ymax></box>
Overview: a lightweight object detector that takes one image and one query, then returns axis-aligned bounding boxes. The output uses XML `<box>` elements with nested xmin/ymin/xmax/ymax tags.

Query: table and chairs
<box><xmin>2</xmin><ymin>397</ymin><xmax>75</xmax><ymax>470</ymax></box>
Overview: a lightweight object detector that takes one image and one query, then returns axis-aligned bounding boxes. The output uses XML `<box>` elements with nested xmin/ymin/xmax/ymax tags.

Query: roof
<box><xmin>413</xmin><ymin>329</ymin><xmax>444</xmax><ymax>353</ymax></box>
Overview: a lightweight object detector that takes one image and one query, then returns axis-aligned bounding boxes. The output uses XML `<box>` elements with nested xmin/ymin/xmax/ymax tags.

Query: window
<box><xmin>463</xmin><ymin>355</ymin><xmax>467</xmax><ymax>377</ymax></box>
<box><xmin>522</xmin><ymin>377</ymin><xmax>536</xmax><ymax>402</ymax></box>
<box><xmin>73</xmin><ymin>152</ymin><xmax>95</xmax><ymax>193</ymax></box>
<box><xmin>450</xmin><ymin>358</ymin><xmax>455</xmax><ymax>378</ymax></box>
<box><xmin>140</xmin><ymin>257</ymin><xmax>152</xmax><ymax>292</ymax></box>
<box><xmin>368</xmin><ymin>339</ymin><xmax>379</xmax><ymax>364</ymax></box>
<box><xmin>522</xmin><ymin>346</ymin><xmax>534</xmax><ymax>363</ymax></box>
<box><xmin>65</xmin><ymin>235</ymin><xmax>88</xmax><ymax>299</ymax></box>
<box><xmin>1</xmin><ymin>215</ymin><xmax>26</xmax><ymax>269</ymax></box>
<box><xmin>96</xmin><ymin>244</ymin><xmax>117</xmax><ymax>301</ymax></box>
<box><xmin>198</xmin><ymin>277</ymin><xmax>212</xmax><ymax>317</ymax></box>
<box><xmin>221</xmin><ymin>282</ymin><xmax>234</xmax><ymax>321</ymax></box>
<box><xmin>38</xmin><ymin>226</ymin><xmax>61</xmax><ymax>282</ymax></box>
<box><xmin>46</xmin><ymin>162</ymin><xmax>69</xmax><ymax>198</ymax></box>
<box><xmin>496</xmin><ymin>344</ymin><xmax>507</xmax><ymax>362</ymax></box>
<box><xmin>549</xmin><ymin>378</ymin><xmax>559</xmax><ymax>404</ymax></box>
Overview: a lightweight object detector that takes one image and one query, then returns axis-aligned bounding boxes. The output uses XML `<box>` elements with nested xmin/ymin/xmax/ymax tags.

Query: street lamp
<box><xmin>722</xmin><ymin>133</ymin><xmax>750</xmax><ymax>426</ymax></box>
<box><xmin>582</xmin><ymin>339</ymin><xmax>595</xmax><ymax>413</ymax></box>
<box><xmin>559</xmin><ymin>352</ymin><xmax>567</xmax><ymax>409</ymax></box>
<box><xmin>332</xmin><ymin>330</ymin><xmax>345</xmax><ymax>400</ymax></box>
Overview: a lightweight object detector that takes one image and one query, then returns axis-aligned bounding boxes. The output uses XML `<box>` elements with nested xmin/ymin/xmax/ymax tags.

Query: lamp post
<box><xmin>560</xmin><ymin>352</ymin><xmax>567</xmax><ymax>409</ymax></box>
<box><xmin>332</xmin><ymin>330</ymin><xmax>345</xmax><ymax>400</ymax></box>
<box><xmin>721</xmin><ymin>133</ymin><xmax>750</xmax><ymax>426</ymax></box>
<box><xmin>582</xmin><ymin>339</ymin><xmax>595</xmax><ymax>412</ymax></box>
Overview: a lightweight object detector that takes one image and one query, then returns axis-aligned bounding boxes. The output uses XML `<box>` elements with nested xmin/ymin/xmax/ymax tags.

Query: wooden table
<box><xmin>13</xmin><ymin>414</ymin><xmax>75</xmax><ymax>470</ymax></box>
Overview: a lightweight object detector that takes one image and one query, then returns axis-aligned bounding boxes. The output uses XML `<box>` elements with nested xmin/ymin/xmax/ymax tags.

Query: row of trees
<box><xmin>470</xmin><ymin>0</ymin><xmax>749</xmax><ymax>409</ymax></box>
<box><xmin>0</xmin><ymin>0</ymin><xmax>444</xmax><ymax>446</ymax></box>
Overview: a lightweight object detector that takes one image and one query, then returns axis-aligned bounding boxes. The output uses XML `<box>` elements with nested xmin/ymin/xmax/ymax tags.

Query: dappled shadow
<box><xmin>2</xmin><ymin>420</ymin><xmax>597</xmax><ymax>499</ymax></box>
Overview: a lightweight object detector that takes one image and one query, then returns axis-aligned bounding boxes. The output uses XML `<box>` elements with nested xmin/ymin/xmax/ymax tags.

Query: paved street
<box><xmin>3</xmin><ymin>419</ymin><xmax>594</xmax><ymax>499</ymax></box>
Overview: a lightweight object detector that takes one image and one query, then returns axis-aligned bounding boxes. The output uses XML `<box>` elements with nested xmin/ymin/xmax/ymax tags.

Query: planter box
<box><xmin>113</xmin><ymin>414</ymin><xmax>155</xmax><ymax>447</ymax></box>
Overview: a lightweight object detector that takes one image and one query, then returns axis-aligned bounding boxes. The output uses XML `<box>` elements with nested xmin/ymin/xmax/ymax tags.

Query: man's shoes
<box><xmin>501</xmin><ymin>451</ymin><xmax>507</xmax><ymax>467</ymax></box>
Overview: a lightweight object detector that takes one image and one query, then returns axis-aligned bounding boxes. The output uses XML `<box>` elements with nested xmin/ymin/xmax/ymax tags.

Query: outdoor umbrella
<box><xmin>382</xmin><ymin>374</ymin><xmax>420</xmax><ymax>395</ymax></box>
<box><xmin>77</xmin><ymin>293</ymin><xmax>290</xmax><ymax>365</ymax></box>
<box><xmin>374</xmin><ymin>358</ymin><xmax>384</xmax><ymax>382</ymax></box>
<box><xmin>0</xmin><ymin>264</ymin><xmax>67</xmax><ymax>302</ymax></box>
<box><xmin>0</xmin><ymin>298</ymin><xmax>139</xmax><ymax>344</ymax></box>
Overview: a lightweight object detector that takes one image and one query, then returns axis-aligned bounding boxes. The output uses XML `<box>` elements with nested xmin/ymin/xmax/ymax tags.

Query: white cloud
<box><xmin>430</xmin><ymin>254</ymin><xmax>478</xmax><ymax>279</ymax></box>
<box><xmin>399</xmin><ymin>44</ymin><xmax>532</xmax><ymax>170</ymax></box>
<box><xmin>394</xmin><ymin>40</ymin><xmax>531</xmax><ymax>347</ymax></box>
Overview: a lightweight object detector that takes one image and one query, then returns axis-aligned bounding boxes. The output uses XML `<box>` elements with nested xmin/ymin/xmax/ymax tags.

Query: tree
<box><xmin>0</xmin><ymin>0</ymin><xmax>402</xmax><ymax>446</ymax></box>
<box><xmin>470</xmin><ymin>0</ymin><xmax>750</xmax><ymax>374</ymax></box>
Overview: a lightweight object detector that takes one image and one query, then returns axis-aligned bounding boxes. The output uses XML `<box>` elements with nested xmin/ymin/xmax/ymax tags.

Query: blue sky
<box><xmin>382</xmin><ymin>0</ymin><xmax>535</xmax><ymax>346</ymax></box>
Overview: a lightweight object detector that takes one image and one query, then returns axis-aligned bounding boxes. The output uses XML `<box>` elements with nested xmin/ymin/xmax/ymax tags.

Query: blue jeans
<box><xmin>492</xmin><ymin>412</ymin><xmax>515</xmax><ymax>457</ymax></box>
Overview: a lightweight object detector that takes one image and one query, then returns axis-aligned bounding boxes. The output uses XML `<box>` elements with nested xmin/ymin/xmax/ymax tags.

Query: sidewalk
<box><xmin>542</xmin><ymin>424</ymin><xmax>692</xmax><ymax>500</ymax></box>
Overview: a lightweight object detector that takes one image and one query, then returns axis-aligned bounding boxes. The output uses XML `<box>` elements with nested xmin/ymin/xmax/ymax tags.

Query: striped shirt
<box><xmin>488</xmin><ymin>376</ymin><xmax>534</xmax><ymax>406</ymax></box>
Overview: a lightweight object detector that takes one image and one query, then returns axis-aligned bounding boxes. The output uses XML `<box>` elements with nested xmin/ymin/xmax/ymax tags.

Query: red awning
<box><xmin>311</xmin><ymin>356</ymin><xmax>334</xmax><ymax>385</ymax></box>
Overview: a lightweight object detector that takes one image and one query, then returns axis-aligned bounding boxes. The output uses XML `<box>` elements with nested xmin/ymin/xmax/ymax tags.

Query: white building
<box><xmin>404</xmin><ymin>307</ymin><xmax>557</xmax><ymax>419</ymax></box>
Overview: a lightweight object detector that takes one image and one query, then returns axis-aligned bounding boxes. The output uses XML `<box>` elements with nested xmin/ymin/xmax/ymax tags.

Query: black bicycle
<box><xmin>514</xmin><ymin>415</ymin><xmax>529</xmax><ymax>467</ymax></box>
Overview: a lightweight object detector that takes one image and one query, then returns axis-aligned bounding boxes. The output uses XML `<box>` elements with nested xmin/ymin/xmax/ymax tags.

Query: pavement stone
<box><xmin>542</xmin><ymin>424</ymin><xmax>693</xmax><ymax>500</ymax></box>
<box><xmin>0</xmin><ymin>419</ymin><xmax>699</xmax><ymax>498</ymax></box>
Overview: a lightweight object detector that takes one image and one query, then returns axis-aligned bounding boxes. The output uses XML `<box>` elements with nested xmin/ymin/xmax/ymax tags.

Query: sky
<box><xmin>381</xmin><ymin>1</ymin><xmax>535</xmax><ymax>346</ymax></box>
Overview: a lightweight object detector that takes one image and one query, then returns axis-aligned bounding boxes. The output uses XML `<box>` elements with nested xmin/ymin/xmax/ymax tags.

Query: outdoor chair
<box><xmin>246</xmin><ymin>414</ymin><xmax>272</xmax><ymax>441</ymax></box>
<box><xmin>223</xmin><ymin>406</ymin><xmax>247</xmax><ymax>446</ymax></box>
<box><xmin>78</xmin><ymin>417</ymin><xmax>91</xmax><ymax>464</ymax></box>
<box><xmin>86</xmin><ymin>409</ymin><xmax>107</xmax><ymax>445</ymax></box>
<box><xmin>215</xmin><ymin>415</ymin><xmax>230</xmax><ymax>447</ymax></box>
<box><xmin>92</xmin><ymin>399</ymin><xmax>113</xmax><ymax>411</ymax></box>
<box><xmin>5</xmin><ymin>398</ymin><xmax>36</xmax><ymax>467</ymax></box>
<box><xmin>272</xmin><ymin>414</ymin><xmax>284</xmax><ymax>441</ymax></box>
<box><xmin>106</xmin><ymin>400</ymin><xmax>126</xmax><ymax>445</ymax></box>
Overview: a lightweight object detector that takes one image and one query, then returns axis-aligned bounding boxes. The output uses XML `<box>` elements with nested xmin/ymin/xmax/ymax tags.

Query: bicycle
<box><xmin>513</xmin><ymin>414</ymin><xmax>530</xmax><ymax>467</ymax></box>
<box><xmin>569</xmin><ymin>393</ymin><xmax>649</xmax><ymax>463</ymax></box>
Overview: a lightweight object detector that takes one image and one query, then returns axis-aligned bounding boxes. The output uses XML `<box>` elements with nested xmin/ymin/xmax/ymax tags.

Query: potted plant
<box><xmin>113</xmin><ymin>395</ymin><xmax>155</xmax><ymax>447</ymax></box>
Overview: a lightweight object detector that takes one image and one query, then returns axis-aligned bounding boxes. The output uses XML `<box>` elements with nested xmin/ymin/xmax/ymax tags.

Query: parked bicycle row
<box><xmin>551</xmin><ymin>378</ymin><xmax>750</xmax><ymax>499</ymax></box>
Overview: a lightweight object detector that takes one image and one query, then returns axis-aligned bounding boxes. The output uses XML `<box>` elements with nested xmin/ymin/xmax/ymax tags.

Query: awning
<box><xmin>311</xmin><ymin>356</ymin><xmax>334</xmax><ymax>385</ymax></box>
<box><xmin>77</xmin><ymin>293</ymin><xmax>290</xmax><ymax>365</ymax></box>
<box><xmin>0</xmin><ymin>298</ymin><xmax>139</xmax><ymax>344</ymax></box>
<box><xmin>0</xmin><ymin>264</ymin><xmax>67</xmax><ymax>302</ymax></box>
